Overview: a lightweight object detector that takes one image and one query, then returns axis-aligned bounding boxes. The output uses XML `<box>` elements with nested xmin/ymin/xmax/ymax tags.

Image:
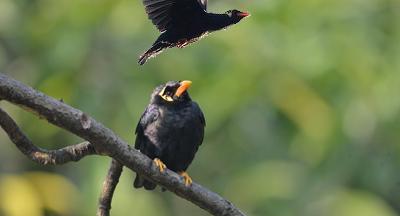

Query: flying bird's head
<box><xmin>151</xmin><ymin>80</ymin><xmax>192</xmax><ymax>105</ymax></box>
<box><xmin>225</xmin><ymin>9</ymin><xmax>250</xmax><ymax>24</ymax></box>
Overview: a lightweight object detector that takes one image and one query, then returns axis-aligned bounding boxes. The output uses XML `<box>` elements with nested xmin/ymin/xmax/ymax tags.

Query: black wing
<box><xmin>195</xmin><ymin>103</ymin><xmax>205</xmax><ymax>127</ymax></box>
<box><xmin>134</xmin><ymin>105</ymin><xmax>160</xmax><ymax>190</ymax></box>
<box><xmin>192</xmin><ymin>102</ymin><xmax>206</xmax><ymax>146</ymax></box>
<box><xmin>142</xmin><ymin>0</ymin><xmax>207</xmax><ymax>32</ymax></box>
<box><xmin>134</xmin><ymin>105</ymin><xmax>159</xmax><ymax>151</ymax></box>
<box><xmin>198</xmin><ymin>0</ymin><xmax>207</xmax><ymax>11</ymax></box>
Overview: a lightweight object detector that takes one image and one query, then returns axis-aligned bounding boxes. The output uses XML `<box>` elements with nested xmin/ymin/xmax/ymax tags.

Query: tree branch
<box><xmin>0</xmin><ymin>108</ymin><xmax>96</xmax><ymax>164</ymax></box>
<box><xmin>97</xmin><ymin>159</ymin><xmax>123</xmax><ymax>216</ymax></box>
<box><xmin>0</xmin><ymin>73</ymin><xmax>246</xmax><ymax>216</ymax></box>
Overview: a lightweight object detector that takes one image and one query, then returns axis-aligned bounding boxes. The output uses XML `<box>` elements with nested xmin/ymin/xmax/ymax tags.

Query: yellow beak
<box><xmin>175</xmin><ymin>80</ymin><xmax>192</xmax><ymax>97</ymax></box>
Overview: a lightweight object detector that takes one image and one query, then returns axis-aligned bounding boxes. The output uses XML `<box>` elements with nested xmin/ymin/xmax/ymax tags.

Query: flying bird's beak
<box><xmin>237</xmin><ymin>11</ymin><xmax>250</xmax><ymax>18</ymax></box>
<box><xmin>175</xmin><ymin>80</ymin><xmax>192</xmax><ymax>97</ymax></box>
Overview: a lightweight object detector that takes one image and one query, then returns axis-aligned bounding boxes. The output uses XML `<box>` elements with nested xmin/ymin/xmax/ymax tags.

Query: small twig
<box><xmin>97</xmin><ymin>159</ymin><xmax>123</xmax><ymax>216</ymax></box>
<box><xmin>0</xmin><ymin>108</ymin><xmax>96</xmax><ymax>165</ymax></box>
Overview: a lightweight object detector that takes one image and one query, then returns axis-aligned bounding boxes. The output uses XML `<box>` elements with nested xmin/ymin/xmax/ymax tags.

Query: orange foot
<box><xmin>178</xmin><ymin>171</ymin><xmax>193</xmax><ymax>186</ymax></box>
<box><xmin>153</xmin><ymin>158</ymin><xmax>166</xmax><ymax>172</ymax></box>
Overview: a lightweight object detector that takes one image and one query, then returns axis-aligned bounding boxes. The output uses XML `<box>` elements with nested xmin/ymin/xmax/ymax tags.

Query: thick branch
<box><xmin>97</xmin><ymin>159</ymin><xmax>123</xmax><ymax>216</ymax></box>
<box><xmin>0</xmin><ymin>73</ymin><xmax>246</xmax><ymax>216</ymax></box>
<box><xmin>0</xmin><ymin>108</ymin><xmax>96</xmax><ymax>164</ymax></box>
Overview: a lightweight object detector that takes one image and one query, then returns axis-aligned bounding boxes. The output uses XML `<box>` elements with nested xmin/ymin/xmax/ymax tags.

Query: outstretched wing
<box><xmin>142</xmin><ymin>0</ymin><xmax>207</xmax><ymax>32</ymax></box>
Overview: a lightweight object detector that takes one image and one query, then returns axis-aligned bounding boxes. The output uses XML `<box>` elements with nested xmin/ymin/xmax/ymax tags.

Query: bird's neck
<box><xmin>206</xmin><ymin>13</ymin><xmax>233</xmax><ymax>31</ymax></box>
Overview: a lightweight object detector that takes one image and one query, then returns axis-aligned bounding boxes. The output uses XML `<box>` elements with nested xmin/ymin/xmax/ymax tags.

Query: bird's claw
<box><xmin>153</xmin><ymin>158</ymin><xmax>167</xmax><ymax>172</ymax></box>
<box><xmin>179</xmin><ymin>171</ymin><xmax>193</xmax><ymax>186</ymax></box>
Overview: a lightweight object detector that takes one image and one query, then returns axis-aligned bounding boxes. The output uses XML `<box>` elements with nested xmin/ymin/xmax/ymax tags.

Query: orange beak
<box><xmin>237</xmin><ymin>11</ymin><xmax>250</xmax><ymax>18</ymax></box>
<box><xmin>175</xmin><ymin>80</ymin><xmax>192</xmax><ymax>97</ymax></box>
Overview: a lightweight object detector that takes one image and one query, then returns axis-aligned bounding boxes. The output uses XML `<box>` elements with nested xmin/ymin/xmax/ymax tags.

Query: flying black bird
<box><xmin>138</xmin><ymin>0</ymin><xmax>250</xmax><ymax>65</ymax></box>
<box><xmin>134</xmin><ymin>80</ymin><xmax>205</xmax><ymax>190</ymax></box>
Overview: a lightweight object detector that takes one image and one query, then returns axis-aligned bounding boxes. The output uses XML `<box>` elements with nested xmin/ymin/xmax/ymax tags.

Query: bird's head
<box><xmin>225</xmin><ymin>9</ymin><xmax>250</xmax><ymax>24</ymax></box>
<box><xmin>152</xmin><ymin>80</ymin><xmax>192</xmax><ymax>105</ymax></box>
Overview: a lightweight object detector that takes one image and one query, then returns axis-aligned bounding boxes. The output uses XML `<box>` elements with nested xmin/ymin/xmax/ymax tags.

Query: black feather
<box><xmin>138</xmin><ymin>0</ymin><xmax>249</xmax><ymax>64</ymax></box>
<box><xmin>133</xmin><ymin>81</ymin><xmax>205</xmax><ymax>190</ymax></box>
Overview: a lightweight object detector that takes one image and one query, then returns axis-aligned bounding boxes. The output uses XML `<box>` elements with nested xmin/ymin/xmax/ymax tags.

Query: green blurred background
<box><xmin>1</xmin><ymin>0</ymin><xmax>400</xmax><ymax>215</ymax></box>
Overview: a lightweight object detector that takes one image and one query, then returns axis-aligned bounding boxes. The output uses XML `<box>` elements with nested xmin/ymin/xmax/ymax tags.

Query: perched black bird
<box><xmin>134</xmin><ymin>80</ymin><xmax>205</xmax><ymax>190</ymax></box>
<box><xmin>138</xmin><ymin>0</ymin><xmax>250</xmax><ymax>65</ymax></box>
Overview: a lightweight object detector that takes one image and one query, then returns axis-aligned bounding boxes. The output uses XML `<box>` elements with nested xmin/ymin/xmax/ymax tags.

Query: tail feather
<box><xmin>138</xmin><ymin>42</ymin><xmax>170</xmax><ymax>65</ymax></box>
<box><xmin>134</xmin><ymin>174</ymin><xmax>156</xmax><ymax>190</ymax></box>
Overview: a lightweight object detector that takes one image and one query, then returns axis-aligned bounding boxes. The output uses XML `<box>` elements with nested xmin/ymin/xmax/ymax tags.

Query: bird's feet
<box><xmin>178</xmin><ymin>171</ymin><xmax>193</xmax><ymax>186</ymax></box>
<box><xmin>153</xmin><ymin>158</ymin><xmax>167</xmax><ymax>172</ymax></box>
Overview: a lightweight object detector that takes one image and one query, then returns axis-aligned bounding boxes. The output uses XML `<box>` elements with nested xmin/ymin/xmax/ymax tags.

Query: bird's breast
<box><xmin>157</xmin><ymin>106</ymin><xmax>193</xmax><ymax>129</ymax></box>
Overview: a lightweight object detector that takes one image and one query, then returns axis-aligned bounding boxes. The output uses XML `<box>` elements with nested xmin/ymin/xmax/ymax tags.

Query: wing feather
<box><xmin>142</xmin><ymin>0</ymin><xmax>174</xmax><ymax>31</ymax></box>
<box><xmin>135</xmin><ymin>105</ymin><xmax>159</xmax><ymax>150</ymax></box>
<box><xmin>197</xmin><ymin>0</ymin><xmax>207</xmax><ymax>11</ymax></box>
<box><xmin>142</xmin><ymin>0</ymin><xmax>206</xmax><ymax>31</ymax></box>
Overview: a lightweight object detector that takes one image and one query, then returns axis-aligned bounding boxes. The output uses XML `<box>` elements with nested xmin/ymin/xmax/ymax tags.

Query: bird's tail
<box><xmin>138</xmin><ymin>42</ymin><xmax>170</xmax><ymax>65</ymax></box>
<box><xmin>133</xmin><ymin>174</ymin><xmax>157</xmax><ymax>190</ymax></box>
